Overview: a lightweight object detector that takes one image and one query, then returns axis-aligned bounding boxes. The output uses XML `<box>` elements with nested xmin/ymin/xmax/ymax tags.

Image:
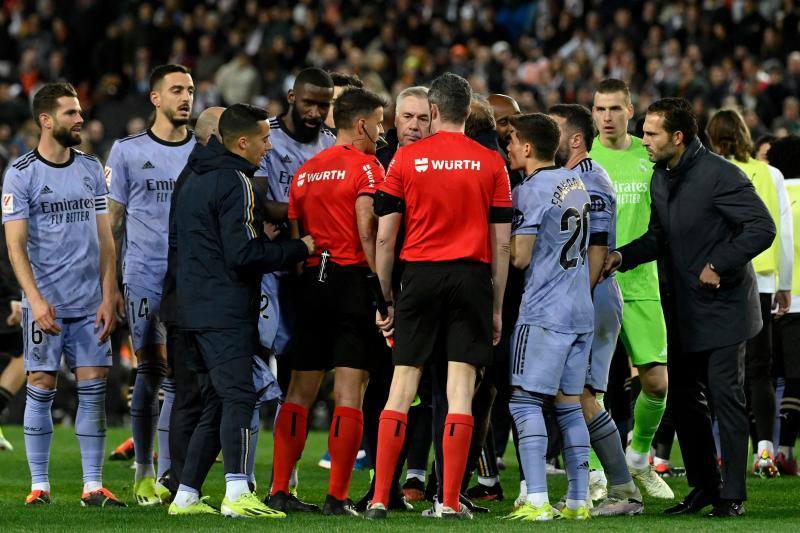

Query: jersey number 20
<box><xmin>559</xmin><ymin>203</ymin><xmax>590</xmax><ymax>270</ymax></box>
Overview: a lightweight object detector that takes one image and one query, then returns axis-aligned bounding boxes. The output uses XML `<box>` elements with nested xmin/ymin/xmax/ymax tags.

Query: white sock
<box><xmin>526</xmin><ymin>491</ymin><xmax>548</xmax><ymax>507</ymax></box>
<box><xmin>518</xmin><ymin>479</ymin><xmax>527</xmax><ymax>499</ymax></box>
<box><xmin>135</xmin><ymin>462</ymin><xmax>155</xmax><ymax>482</ymax></box>
<box><xmin>566</xmin><ymin>498</ymin><xmax>584</xmax><ymax>510</ymax></box>
<box><xmin>289</xmin><ymin>467</ymin><xmax>298</xmax><ymax>490</ymax></box>
<box><xmin>626</xmin><ymin>447</ymin><xmax>649</xmax><ymax>469</ymax></box>
<box><xmin>225</xmin><ymin>479</ymin><xmax>250</xmax><ymax>501</ymax></box>
<box><xmin>757</xmin><ymin>440</ymin><xmax>774</xmax><ymax>456</ymax></box>
<box><xmin>356</xmin><ymin>449</ymin><xmax>367</xmax><ymax>459</ymax></box>
<box><xmin>31</xmin><ymin>482</ymin><xmax>51</xmax><ymax>492</ymax></box>
<box><xmin>779</xmin><ymin>445</ymin><xmax>794</xmax><ymax>459</ymax></box>
<box><xmin>589</xmin><ymin>470</ymin><xmax>607</xmax><ymax>485</ymax></box>
<box><xmin>173</xmin><ymin>489</ymin><xmax>199</xmax><ymax>508</ymax></box>
<box><xmin>406</xmin><ymin>469</ymin><xmax>426</xmax><ymax>482</ymax></box>
<box><xmin>653</xmin><ymin>456</ymin><xmax>670</xmax><ymax>466</ymax></box>
<box><xmin>83</xmin><ymin>480</ymin><xmax>102</xmax><ymax>493</ymax></box>
<box><xmin>478</xmin><ymin>475</ymin><xmax>498</xmax><ymax>487</ymax></box>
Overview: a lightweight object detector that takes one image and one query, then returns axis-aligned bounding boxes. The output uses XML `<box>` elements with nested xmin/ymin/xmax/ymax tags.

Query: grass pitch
<box><xmin>0</xmin><ymin>425</ymin><xmax>798</xmax><ymax>531</ymax></box>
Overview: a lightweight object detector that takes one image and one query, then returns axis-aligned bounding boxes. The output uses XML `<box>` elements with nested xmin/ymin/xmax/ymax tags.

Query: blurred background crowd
<box><xmin>1</xmin><ymin>0</ymin><xmax>800</xmax><ymax>172</ymax></box>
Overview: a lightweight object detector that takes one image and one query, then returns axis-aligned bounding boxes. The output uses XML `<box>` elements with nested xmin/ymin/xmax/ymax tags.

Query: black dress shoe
<box><xmin>707</xmin><ymin>500</ymin><xmax>745</xmax><ymax>517</ymax></box>
<box><xmin>663</xmin><ymin>488</ymin><xmax>717</xmax><ymax>515</ymax></box>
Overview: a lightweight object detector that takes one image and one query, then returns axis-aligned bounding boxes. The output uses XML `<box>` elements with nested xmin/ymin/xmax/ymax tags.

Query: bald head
<box><xmin>488</xmin><ymin>94</ymin><xmax>520</xmax><ymax>146</ymax></box>
<box><xmin>195</xmin><ymin>106</ymin><xmax>225</xmax><ymax>145</ymax></box>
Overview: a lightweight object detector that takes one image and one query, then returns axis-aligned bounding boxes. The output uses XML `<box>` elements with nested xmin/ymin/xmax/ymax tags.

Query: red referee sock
<box><xmin>327</xmin><ymin>406</ymin><xmax>363</xmax><ymax>501</ymax></box>
<box><xmin>372</xmin><ymin>410</ymin><xmax>407</xmax><ymax>507</ymax></box>
<box><xmin>271</xmin><ymin>402</ymin><xmax>308</xmax><ymax>496</ymax></box>
<box><xmin>443</xmin><ymin>413</ymin><xmax>474</xmax><ymax>511</ymax></box>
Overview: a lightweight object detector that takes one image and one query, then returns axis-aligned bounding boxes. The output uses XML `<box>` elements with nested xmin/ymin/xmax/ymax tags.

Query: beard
<box><xmin>164</xmin><ymin>107</ymin><xmax>190</xmax><ymax>127</ymax></box>
<box><xmin>290</xmin><ymin>105</ymin><xmax>323</xmax><ymax>143</ymax></box>
<box><xmin>53</xmin><ymin>125</ymin><xmax>81</xmax><ymax>148</ymax></box>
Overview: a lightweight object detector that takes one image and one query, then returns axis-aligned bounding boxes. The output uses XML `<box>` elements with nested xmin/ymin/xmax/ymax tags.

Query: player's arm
<box><xmin>356</xmin><ymin>195</ymin><xmax>378</xmax><ymax>272</ymax></box>
<box><xmin>604</xmin><ymin>199</ymin><xmax>665</xmax><ymax>278</ymax></box>
<box><xmin>108</xmin><ymin>199</ymin><xmax>126</xmax><ymax>266</ymax></box>
<box><xmin>95</xmin><ymin>212</ymin><xmax>119</xmax><ymax>341</ymax></box>
<box><xmin>4</xmin><ymin>219</ymin><xmax>60</xmax><ymax>335</ymax></box>
<box><xmin>490</xmin><ymin>221</ymin><xmax>511</xmax><ymax>345</ymax></box>
<box><xmin>510</xmin><ymin>234</ymin><xmax>536</xmax><ymax>270</ymax></box>
<box><xmin>587</xmin><ymin>243</ymin><xmax>608</xmax><ymax>289</ymax></box>
<box><xmin>773</xmin><ymin>170</ymin><xmax>793</xmax><ymax>316</ymax></box>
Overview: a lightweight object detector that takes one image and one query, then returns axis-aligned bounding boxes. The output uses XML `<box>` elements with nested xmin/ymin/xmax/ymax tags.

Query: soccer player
<box><xmin>706</xmin><ymin>109</ymin><xmax>792</xmax><ymax>477</ymax></box>
<box><xmin>365</xmin><ymin>72</ymin><xmax>512</xmax><ymax>520</ymax></box>
<box><xmin>500</xmin><ymin>113</ymin><xmax>592</xmax><ymax>522</ymax></box>
<box><xmin>2</xmin><ymin>82</ymin><xmax>123</xmax><ymax>507</ymax></box>
<box><xmin>549</xmin><ymin>104</ymin><xmax>643</xmax><ymax>516</ymax></box>
<box><xmin>106</xmin><ymin>64</ymin><xmax>196</xmax><ymax>505</ymax></box>
<box><xmin>269</xmin><ymin>87</ymin><xmax>387</xmax><ymax>516</ymax></box>
<box><xmin>590</xmin><ymin>79</ymin><xmax>673</xmax><ymax>498</ymax></box>
<box><xmin>324</xmin><ymin>72</ymin><xmax>363</xmax><ymax>130</ymax></box>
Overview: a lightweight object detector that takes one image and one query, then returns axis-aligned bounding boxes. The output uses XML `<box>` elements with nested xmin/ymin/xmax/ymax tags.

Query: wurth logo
<box><xmin>363</xmin><ymin>164</ymin><xmax>375</xmax><ymax>187</ymax></box>
<box><xmin>296</xmin><ymin>169</ymin><xmax>346</xmax><ymax>187</ymax></box>
<box><xmin>414</xmin><ymin>158</ymin><xmax>481</xmax><ymax>172</ymax></box>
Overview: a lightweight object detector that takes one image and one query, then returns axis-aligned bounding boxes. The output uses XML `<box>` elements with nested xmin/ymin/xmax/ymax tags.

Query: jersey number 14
<box><xmin>559</xmin><ymin>203</ymin><xmax>590</xmax><ymax>270</ymax></box>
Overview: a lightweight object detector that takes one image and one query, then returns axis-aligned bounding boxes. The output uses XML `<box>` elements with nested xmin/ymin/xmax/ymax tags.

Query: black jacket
<box><xmin>174</xmin><ymin>142</ymin><xmax>309</xmax><ymax>331</ymax></box>
<box><xmin>617</xmin><ymin>138</ymin><xmax>775</xmax><ymax>352</ymax></box>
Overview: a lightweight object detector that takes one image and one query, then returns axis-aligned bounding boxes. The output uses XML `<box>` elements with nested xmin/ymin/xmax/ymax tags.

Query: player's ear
<box><xmin>287</xmin><ymin>89</ymin><xmax>296</xmax><ymax>105</ymax></box>
<box><xmin>523</xmin><ymin>141</ymin><xmax>532</xmax><ymax>158</ymax></box>
<box><xmin>150</xmin><ymin>90</ymin><xmax>160</xmax><ymax>109</ymax></box>
<box><xmin>430</xmin><ymin>103</ymin><xmax>439</xmax><ymax>122</ymax></box>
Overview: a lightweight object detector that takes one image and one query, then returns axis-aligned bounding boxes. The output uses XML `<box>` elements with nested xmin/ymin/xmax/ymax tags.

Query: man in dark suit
<box><xmin>603</xmin><ymin>98</ymin><xmax>775</xmax><ymax>517</ymax></box>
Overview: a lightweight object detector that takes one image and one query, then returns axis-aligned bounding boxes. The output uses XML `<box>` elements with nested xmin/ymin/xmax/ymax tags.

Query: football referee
<box><xmin>174</xmin><ymin>103</ymin><xmax>313</xmax><ymax>518</ymax></box>
<box><xmin>365</xmin><ymin>73</ymin><xmax>512</xmax><ymax>520</ymax></box>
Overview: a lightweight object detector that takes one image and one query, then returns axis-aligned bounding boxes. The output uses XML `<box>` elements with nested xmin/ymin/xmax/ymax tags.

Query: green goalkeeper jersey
<box><xmin>590</xmin><ymin>135</ymin><xmax>661</xmax><ymax>301</ymax></box>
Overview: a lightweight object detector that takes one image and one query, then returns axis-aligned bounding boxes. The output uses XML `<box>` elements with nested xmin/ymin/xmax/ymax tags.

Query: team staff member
<box><xmin>174</xmin><ymin>104</ymin><xmax>313</xmax><ymax>519</ymax></box>
<box><xmin>365</xmin><ymin>73</ymin><xmax>512</xmax><ymax>520</ymax></box>
<box><xmin>269</xmin><ymin>87</ymin><xmax>387</xmax><ymax>517</ymax></box>
<box><xmin>603</xmin><ymin>98</ymin><xmax>775</xmax><ymax>517</ymax></box>
<box><xmin>377</xmin><ymin>86</ymin><xmax>431</xmax><ymax>169</ymax></box>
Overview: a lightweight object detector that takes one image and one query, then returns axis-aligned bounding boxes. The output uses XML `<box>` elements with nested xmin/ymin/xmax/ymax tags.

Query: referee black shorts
<box><xmin>0</xmin><ymin>331</ymin><xmax>23</xmax><ymax>358</ymax></box>
<box><xmin>289</xmin><ymin>265</ymin><xmax>385</xmax><ymax>372</ymax></box>
<box><xmin>394</xmin><ymin>261</ymin><xmax>493</xmax><ymax>369</ymax></box>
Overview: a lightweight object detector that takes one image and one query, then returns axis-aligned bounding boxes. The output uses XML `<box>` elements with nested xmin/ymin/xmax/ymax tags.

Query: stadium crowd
<box><xmin>1</xmin><ymin>0</ymin><xmax>800</xmax><ymax>523</ymax></box>
<box><xmin>2</xmin><ymin>0</ymin><xmax>800</xmax><ymax>171</ymax></box>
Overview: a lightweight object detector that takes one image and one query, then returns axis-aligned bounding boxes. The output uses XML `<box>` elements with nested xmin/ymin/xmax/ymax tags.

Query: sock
<box><xmin>509</xmin><ymin>390</ymin><xmax>548</xmax><ymax>500</ymax></box>
<box><xmin>442</xmin><ymin>413</ymin><xmax>473</xmax><ymax>511</ymax></box>
<box><xmin>76</xmin><ymin>379</ymin><xmax>107</xmax><ymax>485</ymax></box>
<box><xmin>24</xmin><ymin>385</ymin><xmax>55</xmax><ymax>487</ymax></box>
<box><xmin>131</xmin><ymin>360</ymin><xmax>165</xmax><ymax>478</ymax></box>
<box><xmin>0</xmin><ymin>385</ymin><xmax>13</xmax><ymax>414</ymax></box>
<box><xmin>653</xmin><ymin>456</ymin><xmax>670</xmax><ymax>466</ymax></box>
<box><xmin>556</xmin><ymin>403</ymin><xmax>590</xmax><ymax>503</ymax></box>
<box><xmin>271</xmin><ymin>402</ymin><xmax>308</xmax><ymax>495</ymax></box>
<box><xmin>757</xmin><ymin>440</ymin><xmax>774</xmax><ymax>456</ymax></box>
<box><xmin>136</xmin><ymin>462</ymin><xmax>154</xmax><ymax>480</ymax></box>
<box><xmin>247</xmin><ymin>407</ymin><xmax>260</xmax><ymax>485</ymax></box>
<box><xmin>630</xmin><ymin>392</ymin><xmax>666</xmax><ymax>455</ymax></box>
<box><xmin>406</xmin><ymin>469</ymin><xmax>426</xmax><ymax>482</ymax></box>
<box><xmin>779</xmin><ymin>380</ymin><xmax>800</xmax><ymax>446</ymax></box>
<box><xmin>174</xmin><ymin>485</ymin><xmax>199</xmax><ymax>508</ymax></box>
<box><xmin>526</xmin><ymin>491</ymin><xmax>549</xmax><ymax>506</ymax></box>
<box><xmin>477</xmin><ymin>475</ymin><xmax>498</xmax><ymax>486</ymax></box>
<box><xmin>156</xmin><ymin>377</ymin><xmax>175</xmax><ymax>479</ymax></box>
<box><xmin>225</xmin><ymin>474</ymin><xmax>250</xmax><ymax>501</ymax></box>
<box><xmin>566</xmin><ymin>498</ymin><xmax>584</xmax><ymax>510</ymax></box>
<box><xmin>587</xmin><ymin>409</ymin><xmax>632</xmax><ymax>486</ymax></box>
<box><xmin>626</xmin><ymin>446</ymin><xmax>649</xmax><ymax>469</ymax></box>
<box><xmin>328</xmin><ymin>406</ymin><xmax>363</xmax><ymax>500</ymax></box>
<box><xmin>518</xmin><ymin>479</ymin><xmax>527</xmax><ymax>500</ymax></box>
<box><xmin>373</xmin><ymin>410</ymin><xmax>407</xmax><ymax>507</ymax></box>
<box><xmin>83</xmin><ymin>480</ymin><xmax>102</xmax><ymax>493</ymax></box>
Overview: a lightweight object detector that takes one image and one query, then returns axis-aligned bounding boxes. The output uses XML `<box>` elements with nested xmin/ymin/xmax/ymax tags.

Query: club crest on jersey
<box><xmin>2</xmin><ymin>193</ymin><xmax>13</xmax><ymax>214</ymax></box>
<box><xmin>83</xmin><ymin>176</ymin><xmax>94</xmax><ymax>193</ymax></box>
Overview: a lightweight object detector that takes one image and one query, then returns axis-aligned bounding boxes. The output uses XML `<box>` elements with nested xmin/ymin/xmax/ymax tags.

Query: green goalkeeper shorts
<box><xmin>619</xmin><ymin>300</ymin><xmax>668</xmax><ymax>366</ymax></box>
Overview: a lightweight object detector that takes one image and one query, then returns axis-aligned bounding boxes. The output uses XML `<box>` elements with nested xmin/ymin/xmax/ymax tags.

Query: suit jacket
<box><xmin>616</xmin><ymin>138</ymin><xmax>775</xmax><ymax>352</ymax></box>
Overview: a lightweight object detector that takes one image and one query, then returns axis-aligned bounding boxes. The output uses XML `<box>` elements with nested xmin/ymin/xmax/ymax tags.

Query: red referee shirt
<box><xmin>288</xmin><ymin>144</ymin><xmax>385</xmax><ymax>267</ymax></box>
<box><xmin>379</xmin><ymin>131</ymin><xmax>512</xmax><ymax>264</ymax></box>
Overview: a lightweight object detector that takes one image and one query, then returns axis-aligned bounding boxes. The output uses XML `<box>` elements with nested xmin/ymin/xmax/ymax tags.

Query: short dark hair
<box><xmin>706</xmin><ymin>108</ymin><xmax>752</xmax><ymax>162</ymax></box>
<box><xmin>219</xmin><ymin>103</ymin><xmax>269</xmax><ymax>147</ymax></box>
<box><xmin>753</xmin><ymin>134</ymin><xmax>777</xmax><ymax>158</ymax></box>
<box><xmin>32</xmin><ymin>82</ymin><xmax>78</xmax><ymax>127</ymax></box>
<box><xmin>428</xmin><ymin>72</ymin><xmax>472</xmax><ymax>124</ymax></box>
<box><xmin>596</xmin><ymin>78</ymin><xmax>631</xmax><ymax>103</ymax></box>
<box><xmin>294</xmin><ymin>67</ymin><xmax>334</xmax><ymax>90</ymax></box>
<box><xmin>509</xmin><ymin>113</ymin><xmax>560</xmax><ymax>161</ymax></box>
<box><xmin>333</xmin><ymin>87</ymin><xmax>387</xmax><ymax>130</ymax></box>
<box><xmin>766</xmin><ymin>135</ymin><xmax>800</xmax><ymax>179</ymax></box>
<box><xmin>330</xmin><ymin>72</ymin><xmax>363</xmax><ymax>89</ymax></box>
<box><xmin>150</xmin><ymin>64</ymin><xmax>190</xmax><ymax>91</ymax></box>
<box><xmin>647</xmin><ymin>97</ymin><xmax>698</xmax><ymax>144</ymax></box>
<box><xmin>548</xmin><ymin>103</ymin><xmax>596</xmax><ymax>151</ymax></box>
<box><xmin>465</xmin><ymin>96</ymin><xmax>496</xmax><ymax>139</ymax></box>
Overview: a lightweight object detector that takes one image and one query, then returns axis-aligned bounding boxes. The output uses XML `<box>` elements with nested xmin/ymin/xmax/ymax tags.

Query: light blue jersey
<box><xmin>572</xmin><ymin>157</ymin><xmax>616</xmax><ymax>249</ymax></box>
<box><xmin>254</xmin><ymin>117</ymin><xmax>334</xmax><ymax>353</ymax></box>
<box><xmin>513</xmin><ymin>166</ymin><xmax>593</xmax><ymax>334</ymax></box>
<box><xmin>2</xmin><ymin>149</ymin><xmax>109</xmax><ymax>317</ymax></box>
<box><xmin>254</xmin><ymin>116</ymin><xmax>335</xmax><ymax>202</ymax></box>
<box><xmin>106</xmin><ymin>130</ymin><xmax>196</xmax><ymax>291</ymax></box>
